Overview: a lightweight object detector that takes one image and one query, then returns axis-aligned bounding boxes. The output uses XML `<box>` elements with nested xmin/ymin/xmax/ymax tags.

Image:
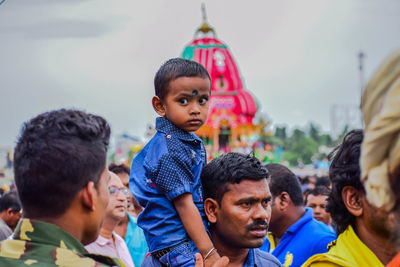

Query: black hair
<box><xmin>108</xmin><ymin>163</ymin><xmax>130</xmax><ymax>175</ymax></box>
<box><xmin>14</xmin><ymin>109</ymin><xmax>110</xmax><ymax>218</ymax></box>
<box><xmin>265</xmin><ymin>163</ymin><xmax>304</xmax><ymax>206</ymax></box>
<box><xmin>201</xmin><ymin>153</ymin><xmax>269</xmax><ymax>204</ymax></box>
<box><xmin>154</xmin><ymin>58</ymin><xmax>211</xmax><ymax>100</ymax></box>
<box><xmin>315</xmin><ymin>176</ymin><xmax>331</xmax><ymax>188</ymax></box>
<box><xmin>327</xmin><ymin>129</ymin><xmax>364</xmax><ymax>234</ymax></box>
<box><xmin>0</xmin><ymin>191</ymin><xmax>21</xmax><ymax>213</ymax></box>
<box><xmin>305</xmin><ymin>186</ymin><xmax>330</xmax><ymax>205</ymax></box>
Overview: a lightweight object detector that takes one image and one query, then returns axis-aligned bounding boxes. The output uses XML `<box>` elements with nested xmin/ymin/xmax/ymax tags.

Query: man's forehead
<box><xmin>108</xmin><ymin>172</ymin><xmax>124</xmax><ymax>187</ymax></box>
<box><xmin>307</xmin><ymin>194</ymin><xmax>328</xmax><ymax>202</ymax></box>
<box><xmin>225</xmin><ymin>179</ymin><xmax>270</xmax><ymax>196</ymax></box>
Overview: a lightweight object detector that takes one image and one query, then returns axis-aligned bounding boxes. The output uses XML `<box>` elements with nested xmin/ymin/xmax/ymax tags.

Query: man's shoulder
<box><xmin>254</xmin><ymin>248</ymin><xmax>283</xmax><ymax>267</ymax></box>
<box><xmin>297</xmin><ymin>218</ymin><xmax>336</xmax><ymax>240</ymax></box>
<box><xmin>291</xmin><ymin>219</ymin><xmax>336</xmax><ymax>255</ymax></box>
<box><xmin>0</xmin><ymin>239</ymin><xmax>123</xmax><ymax>267</ymax></box>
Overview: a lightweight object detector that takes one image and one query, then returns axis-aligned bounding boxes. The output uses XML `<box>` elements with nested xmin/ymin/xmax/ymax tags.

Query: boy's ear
<box><xmin>152</xmin><ymin>96</ymin><xmax>166</xmax><ymax>116</ymax></box>
<box><xmin>204</xmin><ymin>198</ymin><xmax>219</xmax><ymax>224</ymax></box>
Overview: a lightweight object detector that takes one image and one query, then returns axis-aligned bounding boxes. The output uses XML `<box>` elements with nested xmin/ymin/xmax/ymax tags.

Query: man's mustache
<box><xmin>246</xmin><ymin>220</ymin><xmax>269</xmax><ymax>231</ymax></box>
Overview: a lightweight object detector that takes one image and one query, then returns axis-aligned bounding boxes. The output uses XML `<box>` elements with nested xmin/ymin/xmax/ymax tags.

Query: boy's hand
<box><xmin>204</xmin><ymin>251</ymin><xmax>224</xmax><ymax>267</ymax></box>
<box><xmin>195</xmin><ymin>253</ymin><xmax>229</xmax><ymax>267</ymax></box>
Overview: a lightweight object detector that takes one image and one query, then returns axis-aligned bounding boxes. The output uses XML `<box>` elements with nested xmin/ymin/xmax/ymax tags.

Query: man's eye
<box><xmin>179</xmin><ymin>99</ymin><xmax>188</xmax><ymax>104</ymax></box>
<box><xmin>241</xmin><ymin>202</ymin><xmax>251</xmax><ymax>208</ymax></box>
<box><xmin>199</xmin><ymin>97</ymin><xmax>208</xmax><ymax>104</ymax></box>
<box><xmin>262</xmin><ymin>199</ymin><xmax>270</xmax><ymax>206</ymax></box>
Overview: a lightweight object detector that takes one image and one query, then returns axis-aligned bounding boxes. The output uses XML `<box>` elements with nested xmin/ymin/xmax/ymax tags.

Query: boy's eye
<box><xmin>199</xmin><ymin>97</ymin><xmax>208</xmax><ymax>104</ymax></box>
<box><xmin>179</xmin><ymin>99</ymin><xmax>188</xmax><ymax>104</ymax></box>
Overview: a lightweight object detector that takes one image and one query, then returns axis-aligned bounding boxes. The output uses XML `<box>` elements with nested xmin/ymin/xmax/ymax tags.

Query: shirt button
<box><xmin>166</xmin><ymin>135</ymin><xmax>171</xmax><ymax>139</ymax></box>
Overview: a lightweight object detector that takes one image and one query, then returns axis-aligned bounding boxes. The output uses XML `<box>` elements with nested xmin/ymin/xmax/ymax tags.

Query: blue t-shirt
<box><xmin>125</xmin><ymin>214</ymin><xmax>148</xmax><ymax>267</ymax></box>
<box><xmin>260</xmin><ymin>208</ymin><xmax>336</xmax><ymax>267</ymax></box>
<box><xmin>130</xmin><ymin>117</ymin><xmax>207</xmax><ymax>253</ymax></box>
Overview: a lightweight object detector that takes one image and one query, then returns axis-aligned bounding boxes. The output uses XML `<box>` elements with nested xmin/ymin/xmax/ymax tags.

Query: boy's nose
<box><xmin>190</xmin><ymin>104</ymin><xmax>201</xmax><ymax>114</ymax></box>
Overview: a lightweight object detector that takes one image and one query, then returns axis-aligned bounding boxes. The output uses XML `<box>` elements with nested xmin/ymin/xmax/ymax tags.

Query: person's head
<box><xmin>0</xmin><ymin>191</ymin><xmax>22</xmax><ymax>229</ymax></box>
<box><xmin>264</xmin><ymin>163</ymin><xmax>304</xmax><ymax>233</ymax></box>
<box><xmin>13</xmin><ymin>109</ymin><xmax>111</xmax><ymax>244</ymax></box>
<box><xmin>152</xmin><ymin>58</ymin><xmax>211</xmax><ymax>132</ymax></box>
<box><xmin>305</xmin><ymin>186</ymin><xmax>331</xmax><ymax>225</ymax></box>
<box><xmin>108</xmin><ymin>163</ymin><xmax>130</xmax><ymax>187</ymax></box>
<box><xmin>105</xmin><ymin>172</ymin><xmax>129</xmax><ymax>223</ymax></box>
<box><xmin>108</xmin><ymin>163</ymin><xmax>143</xmax><ymax>216</ymax></box>
<box><xmin>315</xmin><ymin>176</ymin><xmax>331</xmax><ymax>189</ymax></box>
<box><xmin>201</xmin><ymin>153</ymin><xmax>272</xmax><ymax>249</ymax></box>
<box><xmin>328</xmin><ymin>129</ymin><xmax>392</xmax><ymax>238</ymax></box>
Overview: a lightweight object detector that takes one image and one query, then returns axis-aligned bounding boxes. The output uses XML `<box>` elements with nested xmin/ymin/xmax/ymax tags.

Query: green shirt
<box><xmin>0</xmin><ymin>218</ymin><xmax>124</xmax><ymax>266</ymax></box>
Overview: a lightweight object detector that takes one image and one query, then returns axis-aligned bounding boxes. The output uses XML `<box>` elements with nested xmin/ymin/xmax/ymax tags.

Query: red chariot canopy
<box><xmin>182</xmin><ymin>21</ymin><xmax>258</xmax><ymax>130</ymax></box>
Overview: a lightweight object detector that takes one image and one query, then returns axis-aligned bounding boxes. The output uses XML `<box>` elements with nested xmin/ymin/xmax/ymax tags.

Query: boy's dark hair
<box><xmin>0</xmin><ymin>191</ymin><xmax>21</xmax><ymax>213</ymax></box>
<box><xmin>201</xmin><ymin>153</ymin><xmax>269</xmax><ymax>204</ymax></box>
<box><xmin>265</xmin><ymin>163</ymin><xmax>304</xmax><ymax>206</ymax></box>
<box><xmin>108</xmin><ymin>163</ymin><xmax>130</xmax><ymax>175</ymax></box>
<box><xmin>154</xmin><ymin>58</ymin><xmax>211</xmax><ymax>100</ymax></box>
<box><xmin>327</xmin><ymin>129</ymin><xmax>364</xmax><ymax>234</ymax></box>
<box><xmin>14</xmin><ymin>109</ymin><xmax>111</xmax><ymax>218</ymax></box>
<box><xmin>305</xmin><ymin>186</ymin><xmax>330</xmax><ymax>205</ymax></box>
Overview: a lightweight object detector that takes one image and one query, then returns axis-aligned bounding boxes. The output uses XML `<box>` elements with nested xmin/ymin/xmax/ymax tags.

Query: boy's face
<box><xmin>156</xmin><ymin>76</ymin><xmax>211</xmax><ymax>132</ymax></box>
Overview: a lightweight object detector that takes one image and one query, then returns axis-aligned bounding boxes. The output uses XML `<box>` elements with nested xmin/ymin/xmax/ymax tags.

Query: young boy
<box><xmin>130</xmin><ymin>58</ymin><xmax>220</xmax><ymax>267</ymax></box>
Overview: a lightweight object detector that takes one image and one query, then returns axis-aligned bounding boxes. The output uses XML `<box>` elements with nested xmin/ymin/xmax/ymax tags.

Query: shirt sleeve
<box><xmin>150</xmin><ymin>152</ymin><xmax>194</xmax><ymax>200</ymax></box>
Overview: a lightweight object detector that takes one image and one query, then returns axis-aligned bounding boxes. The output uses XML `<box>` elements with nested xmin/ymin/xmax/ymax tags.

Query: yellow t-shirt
<box><xmin>302</xmin><ymin>225</ymin><xmax>383</xmax><ymax>267</ymax></box>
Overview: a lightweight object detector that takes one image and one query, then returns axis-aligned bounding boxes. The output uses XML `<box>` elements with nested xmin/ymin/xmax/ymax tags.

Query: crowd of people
<box><xmin>0</xmin><ymin>53</ymin><xmax>399</xmax><ymax>267</ymax></box>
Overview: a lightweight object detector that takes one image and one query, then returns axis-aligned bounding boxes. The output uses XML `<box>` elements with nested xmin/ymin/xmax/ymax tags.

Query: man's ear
<box><xmin>342</xmin><ymin>186</ymin><xmax>363</xmax><ymax>217</ymax></box>
<box><xmin>5</xmin><ymin>208</ymin><xmax>14</xmax><ymax>218</ymax></box>
<box><xmin>81</xmin><ymin>181</ymin><xmax>96</xmax><ymax>211</ymax></box>
<box><xmin>277</xmin><ymin>192</ymin><xmax>290</xmax><ymax>210</ymax></box>
<box><xmin>152</xmin><ymin>96</ymin><xmax>165</xmax><ymax>116</ymax></box>
<box><xmin>204</xmin><ymin>198</ymin><xmax>219</xmax><ymax>224</ymax></box>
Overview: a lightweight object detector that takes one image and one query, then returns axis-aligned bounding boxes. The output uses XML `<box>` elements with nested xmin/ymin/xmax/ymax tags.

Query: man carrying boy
<box><xmin>201</xmin><ymin>153</ymin><xmax>282</xmax><ymax>267</ymax></box>
<box><xmin>130</xmin><ymin>58</ymin><xmax>219</xmax><ymax>266</ymax></box>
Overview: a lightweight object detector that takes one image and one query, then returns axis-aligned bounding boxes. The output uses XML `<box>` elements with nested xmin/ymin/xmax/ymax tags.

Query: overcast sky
<box><xmin>1</xmin><ymin>0</ymin><xmax>400</xmax><ymax>148</ymax></box>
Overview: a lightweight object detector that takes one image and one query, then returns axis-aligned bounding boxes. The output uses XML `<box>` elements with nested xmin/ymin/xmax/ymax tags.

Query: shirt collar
<box><xmin>243</xmin><ymin>248</ymin><xmax>255</xmax><ymax>267</ymax></box>
<box><xmin>95</xmin><ymin>234</ymin><xmax>114</xmax><ymax>246</ymax></box>
<box><xmin>155</xmin><ymin>117</ymin><xmax>200</xmax><ymax>142</ymax></box>
<box><xmin>12</xmin><ymin>218</ymin><xmax>87</xmax><ymax>254</ymax></box>
<box><xmin>286</xmin><ymin>207</ymin><xmax>313</xmax><ymax>234</ymax></box>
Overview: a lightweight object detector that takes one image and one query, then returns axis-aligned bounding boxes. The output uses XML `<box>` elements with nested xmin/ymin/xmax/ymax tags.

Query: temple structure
<box><xmin>182</xmin><ymin>5</ymin><xmax>261</xmax><ymax>153</ymax></box>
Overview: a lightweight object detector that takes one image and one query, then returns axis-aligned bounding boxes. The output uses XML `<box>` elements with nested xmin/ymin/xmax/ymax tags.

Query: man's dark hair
<box><xmin>14</xmin><ymin>109</ymin><xmax>111</xmax><ymax>218</ymax></box>
<box><xmin>265</xmin><ymin>163</ymin><xmax>304</xmax><ymax>206</ymax></box>
<box><xmin>0</xmin><ymin>191</ymin><xmax>21</xmax><ymax>213</ymax></box>
<box><xmin>327</xmin><ymin>129</ymin><xmax>364</xmax><ymax>234</ymax></box>
<box><xmin>315</xmin><ymin>176</ymin><xmax>331</xmax><ymax>188</ymax></box>
<box><xmin>201</xmin><ymin>153</ymin><xmax>269</xmax><ymax>204</ymax></box>
<box><xmin>154</xmin><ymin>58</ymin><xmax>211</xmax><ymax>100</ymax></box>
<box><xmin>305</xmin><ymin>186</ymin><xmax>330</xmax><ymax>205</ymax></box>
<box><xmin>108</xmin><ymin>163</ymin><xmax>130</xmax><ymax>175</ymax></box>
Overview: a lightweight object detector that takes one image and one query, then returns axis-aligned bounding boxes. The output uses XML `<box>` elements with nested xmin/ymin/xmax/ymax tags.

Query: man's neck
<box><xmin>31</xmin><ymin>214</ymin><xmax>85</xmax><ymax>244</ymax></box>
<box><xmin>210</xmin><ymin>228</ymin><xmax>249</xmax><ymax>267</ymax></box>
<box><xmin>99</xmin><ymin>216</ymin><xmax>119</xmax><ymax>240</ymax></box>
<box><xmin>355</xmin><ymin>221</ymin><xmax>397</xmax><ymax>265</ymax></box>
<box><xmin>272</xmin><ymin>206</ymin><xmax>306</xmax><ymax>243</ymax></box>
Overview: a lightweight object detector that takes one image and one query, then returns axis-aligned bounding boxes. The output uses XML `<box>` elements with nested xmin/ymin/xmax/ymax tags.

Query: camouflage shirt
<box><xmin>0</xmin><ymin>218</ymin><xmax>125</xmax><ymax>267</ymax></box>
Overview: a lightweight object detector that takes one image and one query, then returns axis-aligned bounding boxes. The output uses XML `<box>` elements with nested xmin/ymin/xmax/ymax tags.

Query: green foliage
<box><xmin>263</xmin><ymin>123</ymin><xmax>350</xmax><ymax>167</ymax></box>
